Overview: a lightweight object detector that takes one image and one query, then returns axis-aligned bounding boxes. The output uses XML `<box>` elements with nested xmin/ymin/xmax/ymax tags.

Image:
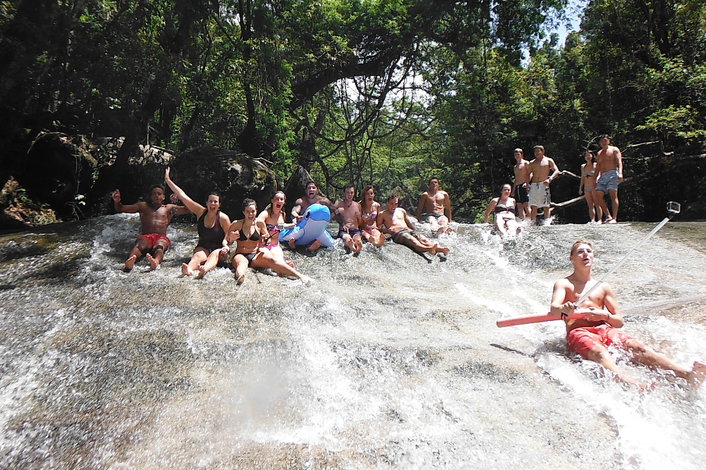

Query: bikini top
<box><xmin>495</xmin><ymin>200</ymin><xmax>515</xmax><ymax>213</ymax></box>
<box><xmin>238</xmin><ymin>226</ymin><xmax>261</xmax><ymax>241</ymax></box>
<box><xmin>362</xmin><ymin>210</ymin><xmax>378</xmax><ymax>224</ymax></box>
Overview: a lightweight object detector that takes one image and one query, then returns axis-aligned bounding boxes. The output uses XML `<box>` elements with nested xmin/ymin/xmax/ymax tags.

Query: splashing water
<box><xmin>1</xmin><ymin>215</ymin><xmax>705</xmax><ymax>469</ymax></box>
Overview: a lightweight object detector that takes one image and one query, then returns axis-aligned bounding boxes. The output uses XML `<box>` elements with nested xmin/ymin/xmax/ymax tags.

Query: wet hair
<box><xmin>533</xmin><ymin>145</ymin><xmax>545</xmax><ymax>152</ymax></box>
<box><xmin>584</xmin><ymin>149</ymin><xmax>596</xmax><ymax>162</ymax></box>
<box><xmin>598</xmin><ymin>134</ymin><xmax>611</xmax><ymax>142</ymax></box>
<box><xmin>267</xmin><ymin>191</ymin><xmax>286</xmax><ymax>220</ymax></box>
<box><xmin>343</xmin><ymin>184</ymin><xmax>356</xmax><ymax>194</ymax></box>
<box><xmin>242</xmin><ymin>198</ymin><xmax>257</xmax><ymax>211</ymax></box>
<box><xmin>149</xmin><ymin>184</ymin><xmax>165</xmax><ymax>194</ymax></box>
<box><xmin>360</xmin><ymin>185</ymin><xmax>376</xmax><ymax>211</ymax></box>
<box><xmin>570</xmin><ymin>239</ymin><xmax>594</xmax><ymax>256</ymax></box>
<box><xmin>305</xmin><ymin>180</ymin><xmax>317</xmax><ymax>189</ymax></box>
<box><xmin>513</xmin><ymin>148</ymin><xmax>523</xmax><ymax>155</ymax></box>
<box><xmin>499</xmin><ymin>183</ymin><xmax>512</xmax><ymax>194</ymax></box>
<box><xmin>387</xmin><ymin>193</ymin><xmax>399</xmax><ymax>202</ymax></box>
<box><xmin>206</xmin><ymin>191</ymin><xmax>221</xmax><ymax>203</ymax></box>
<box><xmin>428</xmin><ymin>176</ymin><xmax>440</xmax><ymax>184</ymax></box>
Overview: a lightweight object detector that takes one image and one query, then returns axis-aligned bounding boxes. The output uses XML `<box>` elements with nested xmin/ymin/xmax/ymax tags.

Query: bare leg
<box><xmin>308</xmin><ymin>239</ymin><xmax>322</xmax><ymax>251</ymax></box>
<box><xmin>626</xmin><ymin>340</ymin><xmax>704</xmax><ymax>386</ymax></box>
<box><xmin>253</xmin><ymin>251</ymin><xmax>311</xmax><ymax>284</ymax></box>
<box><xmin>124</xmin><ymin>240</ymin><xmax>147</xmax><ymax>271</ymax></box>
<box><xmin>232</xmin><ymin>254</ymin><xmax>250</xmax><ymax>284</ymax></box>
<box><xmin>595</xmin><ymin>190</ymin><xmax>612</xmax><ymax>223</ymax></box>
<box><xmin>352</xmin><ymin>234</ymin><xmax>363</xmax><ymax>253</ymax></box>
<box><xmin>608</xmin><ymin>189</ymin><xmax>619</xmax><ymax>222</ymax></box>
<box><xmin>124</xmin><ymin>255</ymin><xmax>138</xmax><ymax>272</ymax></box>
<box><xmin>196</xmin><ymin>250</ymin><xmax>221</xmax><ymax>279</ymax></box>
<box><xmin>586</xmin><ymin>346</ymin><xmax>648</xmax><ymax>388</ymax></box>
<box><xmin>529</xmin><ymin>206</ymin><xmax>538</xmax><ymax>224</ymax></box>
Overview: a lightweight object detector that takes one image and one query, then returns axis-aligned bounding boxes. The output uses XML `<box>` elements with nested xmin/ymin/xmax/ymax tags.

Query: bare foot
<box><xmin>300</xmin><ymin>275</ymin><xmax>312</xmax><ymax>286</ymax></box>
<box><xmin>308</xmin><ymin>239</ymin><xmax>322</xmax><ymax>251</ymax></box>
<box><xmin>437</xmin><ymin>246</ymin><xmax>450</xmax><ymax>256</ymax></box>
<box><xmin>687</xmin><ymin>361</ymin><xmax>706</xmax><ymax>388</ymax></box>
<box><xmin>196</xmin><ymin>266</ymin><xmax>207</xmax><ymax>279</ymax></box>
<box><xmin>285</xmin><ymin>259</ymin><xmax>295</xmax><ymax>268</ymax></box>
<box><xmin>288</xmin><ymin>238</ymin><xmax>296</xmax><ymax>249</ymax></box>
<box><xmin>123</xmin><ymin>255</ymin><xmax>137</xmax><ymax>272</ymax></box>
<box><xmin>181</xmin><ymin>263</ymin><xmax>192</xmax><ymax>276</ymax></box>
<box><xmin>236</xmin><ymin>272</ymin><xmax>246</xmax><ymax>285</ymax></box>
<box><xmin>146</xmin><ymin>253</ymin><xmax>159</xmax><ymax>270</ymax></box>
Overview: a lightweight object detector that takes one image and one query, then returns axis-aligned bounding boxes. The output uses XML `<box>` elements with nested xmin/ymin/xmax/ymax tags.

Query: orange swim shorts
<box><xmin>566</xmin><ymin>324</ymin><xmax>633</xmax><ymax>359</ymax></box>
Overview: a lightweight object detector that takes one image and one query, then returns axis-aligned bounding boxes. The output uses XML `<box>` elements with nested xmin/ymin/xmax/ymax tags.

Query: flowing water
<box><xmin>1</xmin><ymin>215</ymin><xmax>705</xmax><ymax>469</ymax></box>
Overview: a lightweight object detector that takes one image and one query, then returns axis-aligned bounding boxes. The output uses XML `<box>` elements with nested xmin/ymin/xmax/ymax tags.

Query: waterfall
<box><xmin>1</xmin><ymin>215</ymin><xmax>705</xmax><ymax>469</ymax></box>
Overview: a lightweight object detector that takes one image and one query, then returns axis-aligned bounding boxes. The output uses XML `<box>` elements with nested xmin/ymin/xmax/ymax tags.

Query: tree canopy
<box><xmin>1</xmin><ymin>0</ymin><xmax>704</xmax><ymax>221</ymax></box>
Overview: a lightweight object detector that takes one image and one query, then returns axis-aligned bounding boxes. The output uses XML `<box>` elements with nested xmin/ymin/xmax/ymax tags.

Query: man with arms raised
<box><xmin>416</xmin><ymin>177</ymin><xmax>452</xmax><ymax>234</ymax></box>
<box><xmin>512</xmin><ymin>148</ymin><xmax>531</xmax><ymax>220</ymax></box>
<box><xmin>550</xmin><ymin>239</ymin><xmax>705</xmax><ymax>389</ymax></box>
<box><xmin>382</xmin><ymin>194</ymin><xmax>449</xmax><ymax>258</ymax></box>
<box><xmin>528</xmin><ymin>145</ymin><xmax>560</xmax><ymax>224</ymax></box>
<box><xmin>113</xmin><ymin>184</ymin><xmax>190</xmax><ymax>271</ymax></box>
<box><xmin>289</xmin><ymin>180</ymin><xmax>334</xmax><ymax>251</ymax></box>
<box><xmin>594</xmin><ymin>135</ymin><xmax>623</xmax><ymax>223</ymax></box>
<box><xmin>333</xmin><ymin>184</ymin><xmax>363</xmax><ymax>254</ymax></box>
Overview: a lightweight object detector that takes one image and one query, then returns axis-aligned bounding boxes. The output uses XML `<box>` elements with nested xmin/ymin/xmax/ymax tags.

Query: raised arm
<box><xmin>164</xmin><ymin>167</ymin><xmax>204</xmax><ymax>216</ymax></box>
<box><xmin>112</xmin><ymin>189</ymin><xmax>141</xmax><ymax>213</ymax></box>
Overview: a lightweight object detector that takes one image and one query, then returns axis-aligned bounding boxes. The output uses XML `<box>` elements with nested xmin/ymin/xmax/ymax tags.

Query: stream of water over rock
<box><xmin>1</xmin><ymin>215</ymin><xmax>705</xmax><ymax>469</ymax></box>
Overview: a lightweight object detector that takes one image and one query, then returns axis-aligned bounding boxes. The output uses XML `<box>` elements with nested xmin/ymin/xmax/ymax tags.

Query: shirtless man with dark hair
<box><xmin>550</xmin><ymin>239</ymin><xmax>706</xmax><ymax>389</ymax></box>
<box><xmin>416</xmin><ymin>177</ymin><xmax>452</xmax><ymax>234</ymax></box>
<box><xmin>528</xmin><ymin>145</ymin><xmax>560</xmax><ymax>224</ymax></box>
<box><xmin>594</xmin><ymin>135</ymin><xmax>624</xmax><ymax>223</ymax></box>
<box><xmin>512</xmin><ymin>148</ymin><xmax>531</xmax><ymax>220</ymax></box>
<box><xmin>382</xmin><ymin>194</ymin><xmax>449</xmax><ymax>258</ymax></box>
<box><xmin>333</xmin><ymin>184</ymin><xmax>363</xmax><ymax>254</ymax></box>
<box><xmin>113</xmin><ymin>184</ymin><xmax>190</xmax><ymax>271</ymax></box>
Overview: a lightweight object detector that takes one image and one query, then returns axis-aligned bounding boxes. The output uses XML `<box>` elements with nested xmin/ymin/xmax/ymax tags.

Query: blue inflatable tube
<box><xmin>280</xmin><ymin>204</ymin><xmax>335</xmax><ymax>248</ymax></box>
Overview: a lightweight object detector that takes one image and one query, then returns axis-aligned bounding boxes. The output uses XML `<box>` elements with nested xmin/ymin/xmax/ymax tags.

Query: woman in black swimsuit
<box><xmin>484</xmin><ymin>183</ymin><xmax>521</xmax><ymax>238</ymax></box>
<box><xmin>227</xmin><ymin>199</ymin><xmax>311</xmax><ymax>285</ymax></box>
<box><xmin>165</xmin><ymin>168</ymin><xmax>231</xmax><ymax>278</ymax></box>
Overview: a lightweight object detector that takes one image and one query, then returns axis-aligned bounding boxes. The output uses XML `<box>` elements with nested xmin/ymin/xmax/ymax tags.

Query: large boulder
<box><xmin>166</xmin><ymin>148</ymin><xmax>278</xmax><ymax>219</ymax></box>
<box><xmin>18</xmin><ymin>132</ymin><xmax>98</xmax><ymax>220</ymax></box>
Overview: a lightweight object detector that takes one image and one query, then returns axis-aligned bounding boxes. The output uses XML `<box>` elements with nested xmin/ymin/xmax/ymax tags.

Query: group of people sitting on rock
<box><xmin>112</xmin><ymin>170</ymin><xmax>452</xmax><ymax>284</ymax></box>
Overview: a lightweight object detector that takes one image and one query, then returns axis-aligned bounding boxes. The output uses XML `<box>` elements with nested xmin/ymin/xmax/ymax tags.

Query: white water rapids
<box><xmin>1</xmin><ymin>215</ymin><xmax>705</xmax><ymax>469</ymax></box>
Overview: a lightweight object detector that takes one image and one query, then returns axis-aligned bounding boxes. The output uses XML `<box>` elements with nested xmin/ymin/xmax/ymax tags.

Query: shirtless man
<box><xmin>290</xmin><ymin>180</ymin><xmax>333</xmax><ymax>250</ymax></box>
<box><xmin>332</xmin><ymin>184</ymin><xmax>363</xmax><ymax>254</ymax></box>
<box><xmin>594</xmin><ymin>135</ymin><xmax>624</xmax><ymax>223</ymax></box>
<box><xmin>550</xmin><ymin>239</ymin><xmax>706</xmax><ymax>389</ymax></box>
<box><xmin>416</xmin><ymin>177</ymin><xmax>452</xmax><ymax>234</ymax></box>
<box><xmin>381</xmin><ymin>194</ymin><xmax>449</xmax><ymax>258</ymax></box>
<box><xmin>113</xmin><ymin>185</ymin><xmax>189</xmax><ymax>271</ymax></box>
<box><xmin>512</xmin><ymin>148</ymin><xmax>531</xmax><ymax>220</ymax></box>
<box><xmin>528</xmin><ymin>145</ymin><xmax>560</xmax><ymax>223</ymax></box>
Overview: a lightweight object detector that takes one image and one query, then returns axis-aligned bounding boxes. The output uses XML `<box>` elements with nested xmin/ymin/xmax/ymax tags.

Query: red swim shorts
<box><xmin>137</xmin><ymin>233</ymin><xmax>171</xmax><ymax>251</ymax></box>
<box><xmin>566</xmin><ymin>324</ymin><xmax>633</xmax><ymax>359</ymax></box>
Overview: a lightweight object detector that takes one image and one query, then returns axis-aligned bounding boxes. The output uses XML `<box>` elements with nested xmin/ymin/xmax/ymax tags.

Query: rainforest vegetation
<box><xmin>1</xmin><ymin>0</ymin><xmax>705</xmax><ymax>222</ymax></box>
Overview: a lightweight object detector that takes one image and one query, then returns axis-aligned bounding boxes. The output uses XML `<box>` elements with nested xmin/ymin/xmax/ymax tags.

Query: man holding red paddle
<box><xmin>548</xmin><ymin>239</ymin><xmax>706</xmax><ymax>389</ymax></box>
